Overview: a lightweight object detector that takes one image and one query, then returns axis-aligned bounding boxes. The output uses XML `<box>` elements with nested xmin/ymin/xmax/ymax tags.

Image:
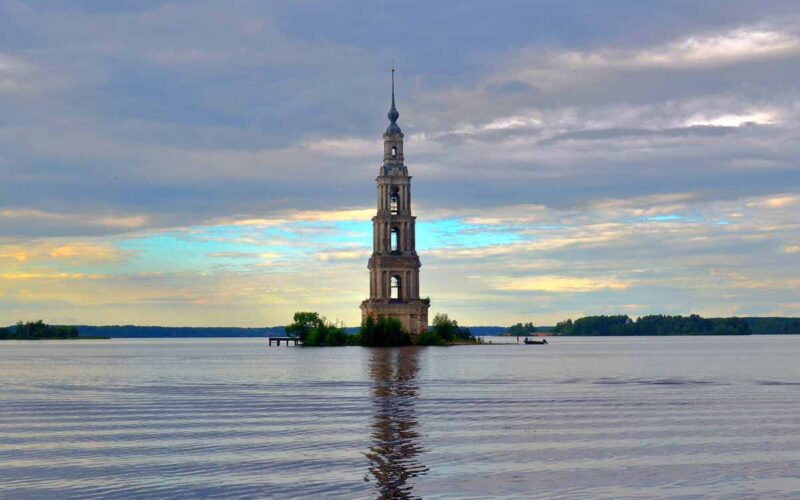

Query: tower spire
<box><xmin>386</xmin><ymin>63</ymin><xmax>402</xmax><ymax>135</ymax></box>
<box><xmin>362</xmin><ymin>66</ymin><xmax>429</xmax><ymax>336</ymax></box>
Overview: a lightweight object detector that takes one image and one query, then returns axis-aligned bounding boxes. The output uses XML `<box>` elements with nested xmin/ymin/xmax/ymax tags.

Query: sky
<box><xmin>1</xmin><ymin>0</ymin><xmax>799</xmax><ymax>327</ymax></box>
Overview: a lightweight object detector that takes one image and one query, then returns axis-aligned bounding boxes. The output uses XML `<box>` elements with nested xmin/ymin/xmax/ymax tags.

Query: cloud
<box><xmin>0</xmin><ymin>209</ymin><xmax>66</xmax><ymax>221</ymax></box>
<box><xmin>1</xmin><ymin>272</ymin><xmax>106</xmax><ymax>281</ymax></box>
<box><xmin>749</xmin><ymin>195</ymin><xmax>800</xmax><ymax>209</ymax></box>
<box><xmin>495</xmin><ymin>275</ymin><xmax>630</xmax><ymax>293</ymax></box>
<box><xmin>94</xmin><ymin>216</ymin><xmax>151</xmax><ymax>229</ymax></box>
<box><xmin>48</xmin><ymin>243</ymin><xmax>123</xmax><ymax>263</ymax></box>
<box><xmin>315</xmin><ymin>249</ymin><xmax>369</xmax><ymax>262</ymax></box>
<box><xmin>303</xmin><ymin>137</ymin><xmax>379</xmax><ymax>157</ymax></box>
<box><xmin>228</xmin><ymin>208</ymin><xmax>376</xmax><ymax>227</ymax></box>
<box><xmin>618</xmin><ymin>28</ymin><xmax>800</xmax><ymax>68</ymax></box>
<box><xmin>685</xmin><ymin>111</ymin><xmax>780</xmax><ymax>127</ymax></box>
<box><xmin>0</xmin><ymin>241</ymin><xmax>124</xmax><ymax>265</ymax></box>
<box><xmin>0</xmin><ymin>54</ymin><xmax>36</xmax><ymax>93</ymax></box>
<box><xmin>0</xmin><ymin>210</ymin><xmax>151</xmax><ymax>236</ymax></box>
<box><xmin>2</xmin><ymin>191</ymin><xmax>799</xmax><ymax>325</ymax></box>
<box><xmin>1</xmin><ymin>3</ymin><xmax>799</xmax><ymax>325</ymax></box>
<box><xmin>502</xmin><ymin>27</ymin><xmax>800</xmax><ymax>92</ymax></box>
<box><xmin>207</xmin><ymin>251</ymin><xmax>258</xmax><ymax>259</ymax></box>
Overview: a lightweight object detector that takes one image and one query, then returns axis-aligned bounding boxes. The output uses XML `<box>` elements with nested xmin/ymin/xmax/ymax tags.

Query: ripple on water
<box><xmin>1</xmin><ymin>338</ymin><xmax>800</xmax><ymax>498</ymax></box>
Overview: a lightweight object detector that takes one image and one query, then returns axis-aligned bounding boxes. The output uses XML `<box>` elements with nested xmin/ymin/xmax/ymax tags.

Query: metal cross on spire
<box><xmin>391</xmin><ymin>60</ymin><xmax>396</xmax><ymax>108</ymax></box>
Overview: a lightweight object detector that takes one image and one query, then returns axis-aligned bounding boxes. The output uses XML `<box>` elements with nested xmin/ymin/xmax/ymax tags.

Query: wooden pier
<box><xmin>268</xmin><ymin>336</ymin><xmax>300</xmax><ymax>346</ymax></box>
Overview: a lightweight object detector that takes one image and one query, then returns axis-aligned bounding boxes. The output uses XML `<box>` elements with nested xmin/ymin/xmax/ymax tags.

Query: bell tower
<box><xmin>360</xmin><ymin>68</ymin><xmax>429</xmax><ymax>336</ymax></box>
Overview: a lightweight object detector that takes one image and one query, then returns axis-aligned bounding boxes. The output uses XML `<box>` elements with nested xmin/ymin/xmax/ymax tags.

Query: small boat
<box><xmin>523</xmin><ymin>337</ymin><xmax>548</xmax><ymax>345</ymax></box>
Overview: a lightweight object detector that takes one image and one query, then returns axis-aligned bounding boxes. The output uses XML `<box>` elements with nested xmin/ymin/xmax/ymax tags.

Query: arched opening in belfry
<box><xmin>390</xmin><ymin>190</ymin><xmax>399</xmax><ymax>215</ymax></box>
<box><xmin>391</xmin><ymin>227</ymin><xmax>400</xmax><ymax>253</ymax></box>
<box><xmin>391</xmin><ymin>275</ymin><xmax>401</xmax><ymax>300</ymax></box>
<box><xmin>391</xmin><ymin>146</ymin><xmax>397</xmax><ymax>157</ymax></box>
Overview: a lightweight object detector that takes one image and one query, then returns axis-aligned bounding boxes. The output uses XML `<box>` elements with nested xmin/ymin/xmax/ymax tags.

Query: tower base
<box><xmin>360</xmin><ymin>299</ymin><xmax>430</xmax><ymax>337</ymax></box>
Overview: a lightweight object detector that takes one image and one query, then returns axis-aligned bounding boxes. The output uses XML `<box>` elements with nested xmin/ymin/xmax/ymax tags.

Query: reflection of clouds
<box><xmin>365</xmin><ymin>348</ymin><xmax>427</xmax><ymax>499</ymax></box>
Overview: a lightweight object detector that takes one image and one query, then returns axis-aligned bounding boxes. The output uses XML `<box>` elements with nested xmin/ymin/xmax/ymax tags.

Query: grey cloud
<box><xmin>1</xmin><ymin>1</ymin><xmax>799</xmax><ymax>238</ymax></box>
<box><xmin>538</xmin><ymin>125</ymin><xmax>743</xmax><ymax>145</ymax></box>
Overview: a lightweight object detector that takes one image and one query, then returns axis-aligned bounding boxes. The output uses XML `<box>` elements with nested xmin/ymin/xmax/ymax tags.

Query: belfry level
<box><xmin>360</xmin><ymin>70</ymin><xmax>429</xmax><ymax>335</ymax></box>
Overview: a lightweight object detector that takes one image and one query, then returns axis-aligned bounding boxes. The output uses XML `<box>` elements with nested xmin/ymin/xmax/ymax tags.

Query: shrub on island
<box><xmin>285</xmin><ymin>311</ymin><xmax>350</xmax><ymax>347</ymax></box>
<box><xmin>359</xmin><ymin>316</ymin><xmax>411</xmax><ymax>347</ymax></box>
<box><xmin>284</xmin><ymin>311</ymin><xmax>478</xmax><ymax>347</ymax></box>
<box><xmin>415</xmin><ymin>330</ymin><xmax>446</xmax><ymax>345</ymax></box>
<box><xmin>431</xmin><ymin>313</ymin><xmax>474</xmax><ymax>342</ymax></box>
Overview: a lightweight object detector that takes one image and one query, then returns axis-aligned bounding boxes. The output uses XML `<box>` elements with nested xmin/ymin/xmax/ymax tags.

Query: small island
<box><xmin>0</xmin><ymin>320</ymin><xmax>107</xmax><ymax>340</ymax></box>
<box><xmin>277</xmin><ymin>312</ymin><xmax>800</xmax><ymax>347</ymax></box>
<box><xmin>285</xmin><ymin>311</ymin><xmax>477</xmax><ymax>347</ymax></box>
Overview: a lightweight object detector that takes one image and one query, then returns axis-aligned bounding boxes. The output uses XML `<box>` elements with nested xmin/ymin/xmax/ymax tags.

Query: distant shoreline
<box><xmin>0</xmin><ymin>336</ymin><xmax>110</xmax><ymax>341</ymax></box>
<box><xmin>3</xmin><ymin>316</ymin><xmax>798</xmax><ymax>338</ymax></box>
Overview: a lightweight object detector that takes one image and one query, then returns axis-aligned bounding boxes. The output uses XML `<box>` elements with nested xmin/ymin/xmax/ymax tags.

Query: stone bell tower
<box><xmin>360</xmin><ymin>69</ymin><xmax>429</xmax><ymax>336</ymax></box>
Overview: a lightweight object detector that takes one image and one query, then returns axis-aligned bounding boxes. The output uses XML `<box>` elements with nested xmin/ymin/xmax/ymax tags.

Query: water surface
<box><xmin>1</xmin><ymin>336</ymin><xmax>799</xmax><ymax>498</ymax></box>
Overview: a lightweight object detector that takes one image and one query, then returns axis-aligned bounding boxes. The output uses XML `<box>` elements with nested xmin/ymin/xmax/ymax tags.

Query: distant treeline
<box><xmin>3</xmin><ymin>318</ymin><xmax>797</xmax><ymax>339</ymax></box>
<box><xmin>1</xmin><ymin>321</ymin><xmax>80</xmax><ymax>340</ymax></box>
<box><xmin>551</xmin><ymin>315</ymin><xmax>800</xmax><ymax>336</ymax></box>
<box><xmin>74</xmin><ymin>325</ymin><xmax>288</xmax><ymax>338</ymax></box>
<box><xmin>746</xmin><ymin>317</ymin><xmax>800</xmax><ymax>335</ymax></box>
<box><xmin>67</xmin><ymin>325</ymin><xmax>512</xmax><ymax>338</ymax></box>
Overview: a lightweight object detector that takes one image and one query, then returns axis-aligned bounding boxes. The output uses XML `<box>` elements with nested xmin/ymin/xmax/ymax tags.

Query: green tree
<box><xmin>509</xmin><ymin>321</ymin><xmax>536</xmax><ymax>336</ymax></box>
<box><xmin>4</xmin><ymin>321</ymin><xmax>80</xmax><ymax>340</ymax></box>
<box><xmin>552</xmin><ymin>319</ymin><xmax>573</xmax><ymax>335</ymax></box>
<box><xmin>432</xmin><ymin>313</ymin><xmax>459</xmax><ymax>342</ymax></box>
<box><xmin>571</xmin><ymin>315</ymin><xmax>630</xmax><ymax>336</ymax></box>
<box><xmin>285</xmin><ymin>312</ymin><xmax>350</xmax><ymax>346</ymax></box>
<box><xmin>426</xmin><ymin>313</ymin><xmax>473</xmax><ymax>343</ymax></box>
<box><xmin>284</xmin><ymin>312</ymin><xmax>325</xmax><ymax>343</ymax></box>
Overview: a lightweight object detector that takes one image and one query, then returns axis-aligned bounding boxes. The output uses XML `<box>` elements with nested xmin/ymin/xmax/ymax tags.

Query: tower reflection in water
<box><xmin>364</xmin><ymin>347</ymin><xmax>428</xmax><ymax>499</ymax></box>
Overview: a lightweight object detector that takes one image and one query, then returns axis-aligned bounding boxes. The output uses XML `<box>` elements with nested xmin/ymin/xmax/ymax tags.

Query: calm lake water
<box><xmin>1</xmin><ymin>336</ymin><xmax>799</xmax><ymax>499</ymax></box>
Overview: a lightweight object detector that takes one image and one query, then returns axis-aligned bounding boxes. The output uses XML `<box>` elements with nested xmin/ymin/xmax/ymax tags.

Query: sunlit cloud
<box><xmin>0</xmin><ymin>241</ymin><xmax>124</xmax><ymax>264</ymax></box>
<box><xmin>0</xmin><ymin>209</ymin><xmax>151</xmax><ymax>230</ymax></box>
<box><xmin>2</xmin><ymin>190</ymin><xmax>799</xmax><ymax>325</ymax></box>
<box><xmin>48</xmin><ymin>243</ymin><xmax>123</xmax><ymax>263</ymax></box>
<box><xmin>228</xmin><ymin>208</ymin><xmax>376</xmax><ymax>227</ymax></box>
<box><xmin>449</xmin><ymin>115</ymin><xmax>544</xmax><ymax>137</ymax></box>
<box><xmin>1</xmin><ymin>272</ymin><xmax>106</xmax><ymax>281</ymax></box>
<box><xmin>95</xmin><ymin>216</ymin><xmax>151</xmax><ymax>229</ymax></box>
<box><xmin>508</xmin><ymin>27</ymin><xmax>800</xmax><ymax>86</ymax></box>
<box><xmin>0</xmin><ymin>249</ymin><xmax>30</xmax><ymax>262</ymax></box>
<box><xmin>686</xmin><ymin>111</ymin><xmax>780</xmax><ymax>127</ymax></box>
<box><xmin>495</xmin><ymin>275</ymin><xmax>630</xmax><ymax>293</ymax></box>
<box><xmin>630</xmin><ymin>28</ymin><xmax>800</xmax><ymax>67</ymax></box>
<box><xmin>748</xmin><ymin>195</ymin><xmax>800</xmax><ymax>209</ymax></box>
